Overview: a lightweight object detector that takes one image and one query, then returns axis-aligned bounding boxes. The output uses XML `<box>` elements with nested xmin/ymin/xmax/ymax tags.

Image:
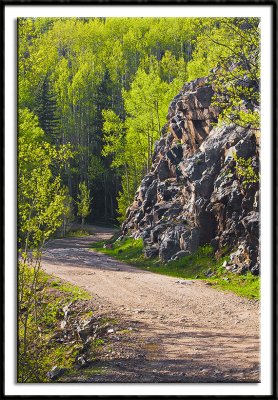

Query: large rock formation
<box><xmin>122</xmin><ymin>76</ymin><xmax>260</xmax><ymax>275</ymax></box>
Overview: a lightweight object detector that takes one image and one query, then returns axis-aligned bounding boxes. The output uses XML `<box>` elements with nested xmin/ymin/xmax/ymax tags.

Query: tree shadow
<box><xmin>61</xmin><ymin>323</ymin><xmax>260</xmax><ymax>383</ymax></box>
<box><xmin>42</xmin><ymin>242</ymin><xmax>149</xmax><ymax>274</ymax></box>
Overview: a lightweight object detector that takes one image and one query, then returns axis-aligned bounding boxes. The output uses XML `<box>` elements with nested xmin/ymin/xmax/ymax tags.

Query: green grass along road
<box><xmin>91</xmin><ymin>236</ymin><xmax>259</xmax><ymax>300</ymax></box>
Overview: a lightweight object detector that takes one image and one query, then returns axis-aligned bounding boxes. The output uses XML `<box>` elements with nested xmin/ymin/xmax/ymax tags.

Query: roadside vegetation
<box><xmin>91</xmin><ymin>236</ymin><xmax>260</xmax><ymax>300</ymax></box>
<box><xmin>18</xmin><ymin>268</ymin><xmax>88</xmax><ymax>382</ymax></box>
<box><xmin>65</xmin><ymin>227</ymin><xmax>94</xmax><ymax>237</ymax></box>
<box><xmin>18</xmin><ymin>268</ymin><xmax>117</xmax><ymax>383</ymax></box>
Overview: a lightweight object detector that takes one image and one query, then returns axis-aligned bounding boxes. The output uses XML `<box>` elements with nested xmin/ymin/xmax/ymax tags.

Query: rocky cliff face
<box><xmin>122</xmin><ymin>76</ymin><xmax>260</xmax><ymax>275</ymax></box>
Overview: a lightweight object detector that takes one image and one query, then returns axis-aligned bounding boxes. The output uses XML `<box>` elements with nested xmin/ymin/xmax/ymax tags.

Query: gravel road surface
<box><xmin>42</xmin><ymin>226</ymin><xmax>260</xmax><ymax>383</ymax></box>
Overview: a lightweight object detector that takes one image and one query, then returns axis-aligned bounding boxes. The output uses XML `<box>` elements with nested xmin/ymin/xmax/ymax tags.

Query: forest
<box><xmin>17</xmin><ymin>17</ymin><xmax>261</xmax><ymax>383</ymax></box>
<box><xmin>18</xmin><ymin>17</ymin><xmax>259</xmax><ymax>231</ymax></box>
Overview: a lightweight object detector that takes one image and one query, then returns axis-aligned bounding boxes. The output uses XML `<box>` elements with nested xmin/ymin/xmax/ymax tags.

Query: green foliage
<box><xmin>66</xmin><ymin>229</ymin><xmax>92</xmax><ymax>237</ymax></box>
<box><xmin>18</xmin><ymin>17</ymin><xmax>200</xmax><ymax>221</ymax></box>
<box><xmin>102</xmin><ymin>109</ymin><xmax>126</xmax><ymax>169</ymax></box>
<box><xmin>102</xmin><ymin>65</ymin><xmax>184</xmax><ymax>221</ymax></box>
<box><xmin>88</xmin><ymin>155</ymin><xmax>106</xmax><ymax>184</ymax></box>
<box><xmin>60</xmin><ymin>187</ymin><xmax>74</xmax><ymax>236</ymax></box>
<box><xmin>18</xmin><ymin>17</ymin><xmax>260</xmax><ymax>219</ymax></box>
<box><xmin>18</xmin><ymin>107</ymin><xmax>74</xmax><ymax>383</ymax></box>
<box><xmin>55</xmin><ymin>281</ymin><xmax>91</xmax><ymax>301</ymax></box>
<box><xmin>122</xmin><ymin>66</ymin><xmax>172</xmax><ymax>169</ymax></box>
<box><xmin>92</xmin><ymin>239</ymin><xmax>215</xmax><ymax>277</ymax></box>
<box><xmin>76</xmin><ymin>181</ymin><xmax>91</xmax><ymax>226</ymax></box>
<box><xmin>209</xmin><ymin>271</ymin><xmax>260</xmax><ymax>299</ymax></box>
<box><xmin>187</xmin><ymin>18</ymin><xmax>260</xmax><ymax>129</ymax></box>
<box><xmin>17</xmin><ymin>16</ymin><xmax>261</xmax><ymax>382</ymax></box>
<box><xmin>116</xmin><ymin>191</ymin><xmax>134</xmax><ymax>224</ymax></box>
<box><xmin>92</xmin><ymin>239</ymin><xmax>259</xmax><ymax>299</ymax></box>
<box><xmin>18</xmin><ymin>268</ymin><xmax>92</xmax><ymax>382</ymax></box>
<box><xmin>18</xmin><ymin>108</ymin><xmax>73</xmax><ymax>250</ymax></box>
<box><xmin>18</xmin><ymin>17</ymin><xmax>261</xmax><ymax>220</ymax></box>
<box><xmin>233</xmin><ymin>153</ymin><xmax>259</xmax><ymax>188</ymax></box>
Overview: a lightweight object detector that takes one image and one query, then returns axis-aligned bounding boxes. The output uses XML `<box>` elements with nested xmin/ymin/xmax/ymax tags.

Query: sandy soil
<box><xmin>42</xmin><ymin>226</ymin><xmax>260</xmax><ymax>383</ymax></box>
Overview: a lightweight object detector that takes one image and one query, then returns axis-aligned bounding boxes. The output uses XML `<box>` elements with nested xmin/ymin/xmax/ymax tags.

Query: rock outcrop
<box><xmin>122</xmin><ymin>76</ymin><xmax>260</xmax><ymax>275</ymax></box>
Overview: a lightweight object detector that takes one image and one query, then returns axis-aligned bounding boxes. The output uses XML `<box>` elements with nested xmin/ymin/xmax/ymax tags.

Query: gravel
<box><xmin>42</xmin><ymin>226</ymin><xmax>260</xmax><ymax>383</ymax></box>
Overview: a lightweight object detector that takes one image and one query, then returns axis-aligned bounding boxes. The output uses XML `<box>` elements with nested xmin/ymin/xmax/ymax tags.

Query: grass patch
<box><xmin>92</xmin><ymin>237</ymin><xmax>144</xmax><ymax>261</ymax></box>
<box><xmin>209</xmin><ymin>271</ymin><xmax>260</xmax><ymax>299</ymax></box>
<box><xmin>91</xmin><ymin>237</ymin><xmax>260</xmax><ymax>300</ymax></box>
<box><xmin>117</xmin><ymin>329</ymin><xmax>132</xmax><ymax>335</ymax></box>
<box><xmin>54</xmin><ymin>281</ymin><xmax>91</xmax><ymax>301</ymax></box>
<box><xmin>92</xmin><ymin>237</ymin><xmax>219</xmax><ymax>279</ymax></box>
<box><xmin>66</xmin><ymin>228</ymin><xmax>93</xmax><ymax>237</ymax></box>
<box><xmin>58</xmin><ymin>363</ymin><xmax>107</xmax><ymax>382</ymax></box>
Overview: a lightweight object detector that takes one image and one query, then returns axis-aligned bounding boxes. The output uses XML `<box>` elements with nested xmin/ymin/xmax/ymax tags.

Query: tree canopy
<box><xmin>18</xmin><ymin>17</ymin><xmax>260</xmax><ymax>224</ymax></box>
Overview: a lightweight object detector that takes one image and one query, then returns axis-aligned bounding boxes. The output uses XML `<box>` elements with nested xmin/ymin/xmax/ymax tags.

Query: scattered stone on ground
<box><xmin>42</xmin><ymin>228</ymin><xmax>260</xmax><ymax>383</ymax></box>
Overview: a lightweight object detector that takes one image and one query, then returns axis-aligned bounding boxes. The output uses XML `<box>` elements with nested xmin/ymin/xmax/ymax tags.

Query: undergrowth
<box><xmin>91</xmin><ymin>237</ymin><xmax>260</xmax><ymax>300</ymax></box>
<box><xmin>66</xmin><ymin>228</ymin><xmax>93</xmax><ymax>237</ymax></box>
<box><xmin>18</xmin><ymin>268</ymin><xmax>94</xmax><ymax>383</ymax></box>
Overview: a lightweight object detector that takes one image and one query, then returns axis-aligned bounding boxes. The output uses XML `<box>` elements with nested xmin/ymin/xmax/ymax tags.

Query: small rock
<box><xmin>103</xmin><ymin>243</ymin><xmax>113</xmax><ymax>249</ymax></box>
<box><xmin>62</xmin><ymin>303</ymin><xmax>72</xmax><ymax>317</ymax></box>
<box><xmin>60</xmin><ymin>320</ymin><xmax>67</xmax><ymax>329</ymax></box>
<box><xmin>107</xmin><ymin>328</ymin><xmax>114</xmax><ymax>334</ymax></box>
<box><xmin>180</xmin><ymin>280</ymin><xmax>193</xmax><ymax>285</ymax></box>
<box><xmin>46</xmin><ymin>366</ymin><xmax>64</xmax><ymax>380</ymax></box>
<box><xmin>85</xmin><ymin>336</ymin><xmax>93</xmax><ymax>344</ymax></box>
<box><xmin>205</xmin><ymin>269</ymin><xmax>213</xmax><ymax>277</ymax></box>
<box><xmin>76</xmin><ymin>355</ymin><xmax>87</xmax><ymax>366</ymax></box>
<box><xmin>171</xmin><ymin>250</ymin><xmax>189</xmax><ymax>260</ymax></box>
<box><xmin>144</xmin><ymin>245</ymin><xmax>159</xmax><ymax>258</ymax></box>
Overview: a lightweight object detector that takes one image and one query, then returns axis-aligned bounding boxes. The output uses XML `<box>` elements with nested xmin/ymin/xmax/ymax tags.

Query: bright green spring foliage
<box><xmin>18</xmin><ymin>267</ymin><xmax>91</xmax><ymax>382</ymax></box>
<box><xmin>18</xmin><ymin>17</ymin><xmax>260</xmax><ymax>221</ymax></box>
<box><xmin>92</xmin><ymin>238</ymin><xmax>259</xmax><ymax>299</ymax></box>
<box><xmin>187</xmin><ymin>17</ymin><xmax>260</xmax><ymax>130</ymax></box>
<box><xmin>18</xmin><ymin>108</ymin><xmax>73</xmax><ymax>383</ymax></box>
<box><xmin>18</xmin><ymin>108</ymin><xmax>73</xmax><ymax>251</ymax></box>
<box><xmin>233</xmin><ymin>153</ymin><xmax>260</xmax><ymax>188</ymax></box>
<box><xmin>77</xmin><ymin>181</ymin><xmax>92</xmax><ymax>227</ymax></box>
<box><xmin>102</xmin><ymin>63</ymin><xmax>185</xmax><ymax>221</ymax></box>
<box><xmin>18</xmin><ymin>17</ymin><xmax>197</xmax><ymax>221</ymax></box>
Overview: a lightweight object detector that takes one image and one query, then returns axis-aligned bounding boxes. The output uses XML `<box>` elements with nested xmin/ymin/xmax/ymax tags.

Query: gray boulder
<box><xmin>122</xmin><ymin>74</ymin><xmax>260</xmax><ymax>274</ymax></box>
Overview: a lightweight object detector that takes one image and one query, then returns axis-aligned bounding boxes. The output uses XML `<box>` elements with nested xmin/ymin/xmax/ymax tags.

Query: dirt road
<box><xmin>42</xmin><ymin>226</ymin><xmax>260</xmax><ymax>383</ymax></box>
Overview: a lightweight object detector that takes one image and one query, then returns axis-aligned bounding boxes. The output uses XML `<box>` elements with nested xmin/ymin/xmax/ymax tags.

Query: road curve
<box><xmin>42</xmin><ymin>226</ymin><xmax>260</xmax><ymax>383</ymax></box>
